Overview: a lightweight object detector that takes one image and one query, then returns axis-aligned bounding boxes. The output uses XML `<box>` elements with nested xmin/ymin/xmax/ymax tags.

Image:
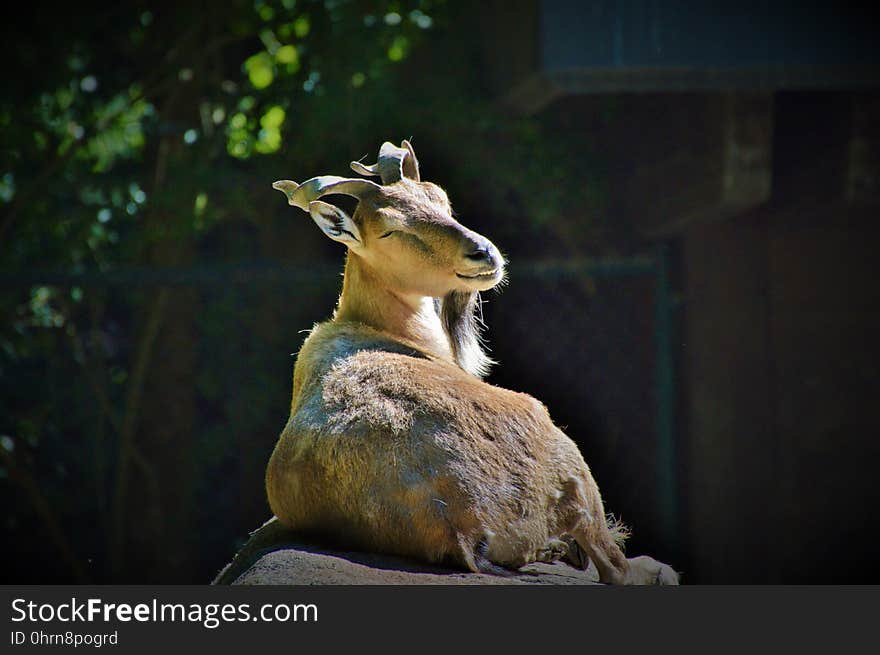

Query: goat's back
<box><xmin>266</xmin><ymin>322</ymin><xmax>597</xmax><ymax>568</ymax></box>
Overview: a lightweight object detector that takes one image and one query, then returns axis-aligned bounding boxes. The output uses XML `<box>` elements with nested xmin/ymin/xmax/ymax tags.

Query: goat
<box><xmin>266</xmin><ymin>140</ymin><xmax>678</xmax><ymax>584</ymax></box>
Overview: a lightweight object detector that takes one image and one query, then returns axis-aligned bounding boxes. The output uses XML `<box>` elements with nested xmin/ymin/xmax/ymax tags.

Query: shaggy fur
<box><xmin>440</xmin><ymin>290</ymin><xmax>493</xmax><ymax>379</ymax></box>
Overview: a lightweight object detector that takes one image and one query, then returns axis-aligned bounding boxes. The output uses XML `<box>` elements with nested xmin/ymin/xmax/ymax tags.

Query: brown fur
<box><xmin>266</xmin><ymin>142</ymin><xmax>678</xmax><ymax>584</ymax></box>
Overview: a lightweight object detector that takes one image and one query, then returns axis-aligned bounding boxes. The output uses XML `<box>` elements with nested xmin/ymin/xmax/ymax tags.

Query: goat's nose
<box><xmin>465</xmin><ymin>242</ymin><xmax>495</xmax><ymax>263</ymax></box>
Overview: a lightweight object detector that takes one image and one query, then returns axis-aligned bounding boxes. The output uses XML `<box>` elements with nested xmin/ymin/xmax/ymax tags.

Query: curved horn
<box><xmin>349</xmin><ymin>160</ymin><xmax>379</xmax><ymax>177</ymax></box>
<box><xmin>272</xmin><ymin>176</ymin><xmax>381</xmax><ymax>211</ymax></box>
<box><xmin>349</xmin><ymin>140</ymin><xmax>420</xmax><ymax>184</ymax></box>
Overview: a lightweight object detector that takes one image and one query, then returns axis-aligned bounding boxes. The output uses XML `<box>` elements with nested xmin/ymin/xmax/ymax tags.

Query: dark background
<box><xmin>1</xmin><ymin>0</ymin><xmax>878</xmax><ymax>584</ymax></box>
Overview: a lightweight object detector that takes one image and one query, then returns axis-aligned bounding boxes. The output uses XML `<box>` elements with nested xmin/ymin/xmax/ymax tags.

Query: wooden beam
<box><xmin>621</xmin><ymin>93</ymin><xmax>773</xmax><ymax>236</ymax></box>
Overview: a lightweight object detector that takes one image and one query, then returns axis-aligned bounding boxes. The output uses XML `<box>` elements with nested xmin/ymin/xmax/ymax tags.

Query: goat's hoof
<box><xmin>536</xmin><ymin>538</ymin><xmax>569</xmax><ymax>563</ymax></box>
<box><xmin>625</xmin><ymin>556</ymin><xmax>680</xmax><ymax>585</ymax></box>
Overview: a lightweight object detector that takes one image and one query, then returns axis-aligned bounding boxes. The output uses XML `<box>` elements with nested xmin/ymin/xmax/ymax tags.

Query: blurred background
<box><xmin>1</xmin><ymin>0</ymin><xmax>878</xmax><ymax>584</ymax></box>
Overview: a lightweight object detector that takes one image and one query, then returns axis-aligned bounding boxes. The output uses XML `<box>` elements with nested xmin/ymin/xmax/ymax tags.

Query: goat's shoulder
<box><xmin>292</xmin><ymin>320</ymin><xmax>552</xmax><ymax>431</ymax></box>
<box><xmin>294</xmin><ymin>320</ymin><xmax>431</xmax><ymax>382</ymax></box>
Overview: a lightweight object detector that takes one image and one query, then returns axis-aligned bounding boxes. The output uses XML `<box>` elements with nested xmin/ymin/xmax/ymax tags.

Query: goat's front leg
<box><xmin>535</xmin><ymin>538</ymin><xmax>570</xmax><ymax>563</ymax></box>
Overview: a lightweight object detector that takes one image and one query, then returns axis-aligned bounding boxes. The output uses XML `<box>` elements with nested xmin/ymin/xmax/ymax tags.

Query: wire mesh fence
<box><xmin>0</xmin><ymin>253</ymin><xmax>678</xmax><ymax>582</ymax></box>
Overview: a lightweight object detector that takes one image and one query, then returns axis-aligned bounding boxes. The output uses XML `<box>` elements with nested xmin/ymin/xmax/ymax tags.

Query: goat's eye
<box><xmin>378</xmin><ymin>230</ymin><xmax>396</xmax><ymax>239</ymax></box>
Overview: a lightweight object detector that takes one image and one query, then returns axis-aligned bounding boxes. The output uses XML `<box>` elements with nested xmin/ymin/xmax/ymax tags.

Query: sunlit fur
<box><xmin>265</xmin><ymin>144</ymin><xmax>678</xmax><ymax>584</ymax></box>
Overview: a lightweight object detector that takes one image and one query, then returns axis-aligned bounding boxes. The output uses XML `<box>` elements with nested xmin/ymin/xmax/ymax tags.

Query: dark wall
<box><xmin>531</xmin><ymin>88</ymin><xmax>880</xmax><ymax>583</ymax></box>
<box><xmin>682</xmin><ymin>92</ymin><xmax>880</xmax><ymax>583</ymax></box>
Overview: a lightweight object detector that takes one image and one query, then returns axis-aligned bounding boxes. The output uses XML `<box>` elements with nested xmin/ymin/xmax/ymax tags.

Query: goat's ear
<box><xmin>308</xmin><ymin>201</ymin><xmax>362</xmax><ymax>249</ymax></box>
<box><xmin>401</xmin><ymin>139</ymin><xmax>420</xmax><ymax>182</ymax></box>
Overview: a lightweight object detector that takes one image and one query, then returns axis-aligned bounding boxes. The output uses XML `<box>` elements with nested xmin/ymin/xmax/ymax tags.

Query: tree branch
<box><xmin>108</xmin><ymin>286</ymin><xmax>170</xmax><ymax>579</ymax></box>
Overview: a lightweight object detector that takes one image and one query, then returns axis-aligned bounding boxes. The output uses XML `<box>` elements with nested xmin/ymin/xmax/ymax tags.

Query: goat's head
<box><xmin>274</xmin><ymin>140</ymin><xmax>504</xmax><ymax>377</ymax></box>
<box><xmin>272</xmin><ymin>140</ymin><xmax>505</xmax><ymax>298</ymax></box>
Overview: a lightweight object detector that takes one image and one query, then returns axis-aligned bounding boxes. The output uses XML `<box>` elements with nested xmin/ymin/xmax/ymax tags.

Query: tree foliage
<box><xmin>0</xmin><ymin>0</ymin><xmax>605</xmax><ymax>582</ymax></box>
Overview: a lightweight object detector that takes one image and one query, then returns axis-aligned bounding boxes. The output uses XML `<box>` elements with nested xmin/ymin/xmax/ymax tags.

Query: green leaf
<box><xmin>275</xmin><ymin>45</ymin><xmax>299</xmax><ymax>68</ymax></box>
<box><xmin>254</xmin><ymin>127</ymin><xmax>281</xmax><ymax>154</ymax></box>
<box><xmin>230</xmin><ymin>112</ymin><xmax>247</xmax><ymax>129</ymax></box>
<box><xmin>293</xmin><ymin>15</ymin><xmax>310</xmax><ymax>38</ymax></box>
<box><xmin>194</xmin><ymin>192</ymin><xmax>208</xmax><ymax>216</ymax></box>
<box><xmin>243</xmin><ymin>52</ymin><xmax>274</xmax><ymax>89</ymax></box>
<box><xmin>387</xmin><ymin>35</ymin><xmax>409</xmax><ymax>62</ymax></box>
<box><xmin>260</xmin><ymin>105</ymin><xmax>285</xmax><ymax>130</ymax></box>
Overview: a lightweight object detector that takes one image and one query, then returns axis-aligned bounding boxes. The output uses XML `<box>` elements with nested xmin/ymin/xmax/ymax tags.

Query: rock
<box><xmin>213</xmin><ymin>517</ymin><xmax>600</xmax><ymax>585</ymax></box>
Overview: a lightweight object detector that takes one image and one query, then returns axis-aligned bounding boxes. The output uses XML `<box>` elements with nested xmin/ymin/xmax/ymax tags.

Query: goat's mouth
<box><xmin>455</xmin><ymin>267</ymin><xmax>504</xmax><ymax>291</ymax></box>
<box><xmin>456</xmin><ymin>269</ymin><xmax>500</xmax><ymax>281</ymax></box>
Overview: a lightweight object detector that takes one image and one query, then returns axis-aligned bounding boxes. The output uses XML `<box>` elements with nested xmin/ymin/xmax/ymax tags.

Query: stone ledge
<box><xmin>213</xmin><ymin>517</ymin><xmax>600</xmax><ymax>586</ymax></box>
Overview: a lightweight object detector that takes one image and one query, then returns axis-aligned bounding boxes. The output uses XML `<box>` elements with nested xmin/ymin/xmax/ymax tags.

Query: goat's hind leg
<box><xmin>561</xmin><ymin>476</ymin><xmax>679</xmax><ymax>585</ymax></box>
<box><xmin>571</xmin><ymin>521</ymin><xmax>679</xmax><ymax>585</ymax></box>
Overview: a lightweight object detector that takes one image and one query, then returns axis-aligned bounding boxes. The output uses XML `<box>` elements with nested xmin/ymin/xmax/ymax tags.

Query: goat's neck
<box><xmin>334</xmin><ymin>253</ymin><xmax>454</xmax><ymax>363</ymax></box>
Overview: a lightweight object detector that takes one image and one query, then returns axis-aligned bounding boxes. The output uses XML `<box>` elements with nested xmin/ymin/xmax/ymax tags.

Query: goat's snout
<box><xmin>462</xmin><ymin>237</ymin><xmax>501</xmax><ymax>267</ymax></box>
<box><xmin>456</xmin><ymin>235</ymin><xmax>504</xmax><ymax>290</ymax></box>
<box><xmin>465</xmin><ymin>243</ymin><xmax>495</xmax><ymax>263</ymax></box>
